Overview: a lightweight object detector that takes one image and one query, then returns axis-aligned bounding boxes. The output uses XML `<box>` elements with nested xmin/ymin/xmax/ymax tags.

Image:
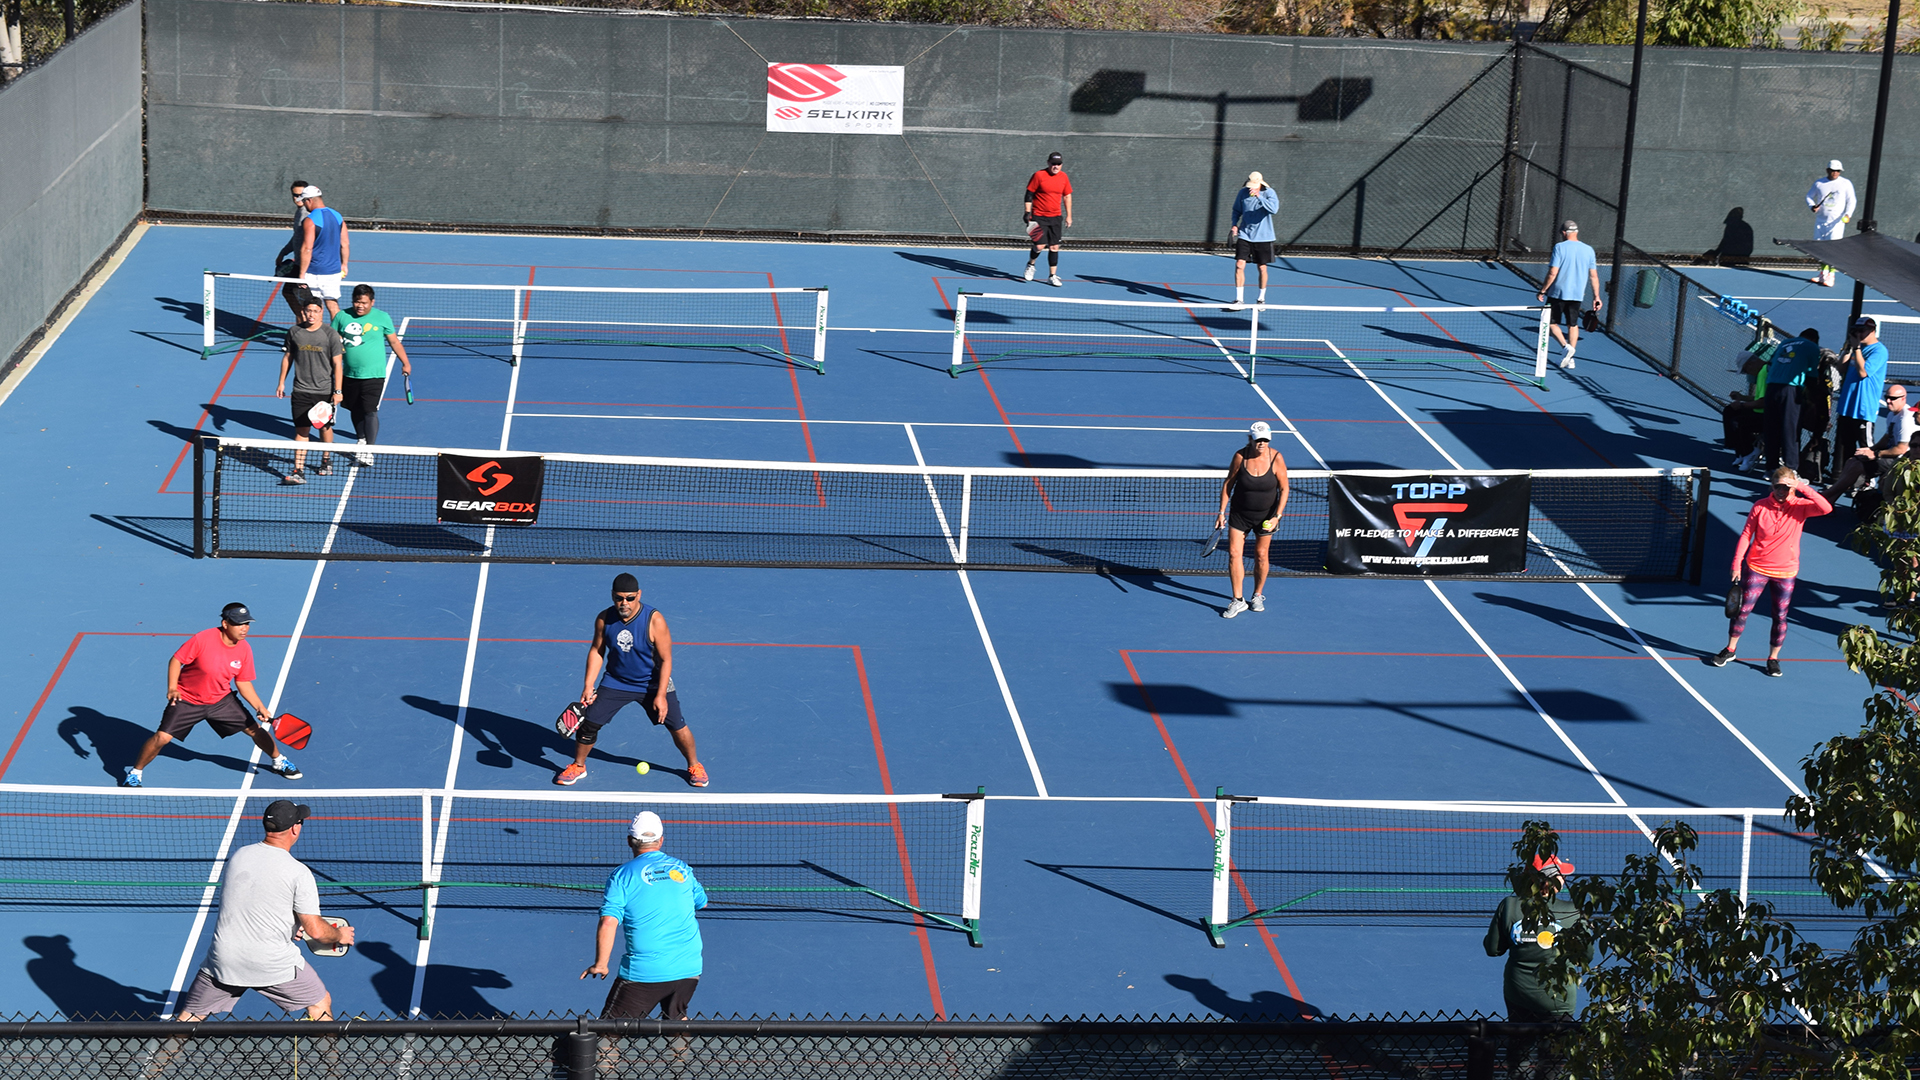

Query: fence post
<box><xmin>1607</xmin><ymin>0</ymin><xmax>1650</xmax><ymax>327</ymax></box>
<box><xmin>62</xmin><ymin>0</ymin><xmax>74</xmax><ymax>41</ymax></box>
<box><xmin>1466</xmin><ymin>1021</ymin><xmax>1494</xmax><ymax>1080</ymax></box>
<box><xmin>1494</xmin><ymin>44</ymin><xmax>1523</xmax><ymax>259</ymax></box>
<box><xmin>1668</xmin><ymin>264</ymin><xmax>1688</xmax><ymax>376</ymax></box>
<box><xmin>192</xmin><ymin>437</ymin><xmax>206</xmax><ymax>559</ymax></box>
<box><xmin>564</xmin><ymin>1018</ymin><xmax>598</xmax><ymax>1080</ymax></box>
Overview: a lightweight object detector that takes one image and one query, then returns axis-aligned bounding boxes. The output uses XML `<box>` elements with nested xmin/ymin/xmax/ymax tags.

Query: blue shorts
<box><xmin>578</xmin><ymin>687</ymin><xmax>685</xmax><ymax>744</ymax></box>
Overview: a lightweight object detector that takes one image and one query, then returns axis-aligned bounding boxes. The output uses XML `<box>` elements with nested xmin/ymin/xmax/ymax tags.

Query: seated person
<box><xmin>1725</xmin><ymin>350</ymin><xmax>1768</xmax><ymax>472</ymax></box>
<box><xmin>1823</xmin><ymin>382</ymin><xmax>1916</xmax><ymax>504</ymax></box>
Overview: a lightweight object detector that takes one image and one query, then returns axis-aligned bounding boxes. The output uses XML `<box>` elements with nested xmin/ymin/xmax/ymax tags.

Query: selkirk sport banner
<box><xmin>766</xmin><ymin>63</ymin><xmax>904</xmax><ymax>135</ymax></box>
<box><xmin>1326</xmin><ymin>473</ymin><xmax>1530</xmax><ymax>575</ymax></box>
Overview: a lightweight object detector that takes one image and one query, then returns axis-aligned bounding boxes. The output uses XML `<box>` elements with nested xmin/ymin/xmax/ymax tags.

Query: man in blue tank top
<box><xmin>558</xmin><ymin>573</ymin><xmax>707</xmax><ymax>788</ymax></box>
<box><xmin>296</xmin><ymin>186</ymin><xmax>350</xmax><ymax>319</ymax></box>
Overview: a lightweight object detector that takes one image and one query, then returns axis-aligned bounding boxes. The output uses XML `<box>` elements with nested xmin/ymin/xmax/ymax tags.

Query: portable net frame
<box><xmin>200</xmin><ymin>272</ymin><xmax>830</xmax><ymax>373</ymax></box>
<box><xmin>949</xmin><ymin>292</ymin><xmax>1552</xmax><ymax>387</ymax></box>
<box><xmin>1202</xmin><ymin>794</ymin><xmax>1852</xmax><ymax>945</ymax></box>
<box><xmin>0</xmin><ymin>784</ymin><xmax>985</xmax><ymax>945</ymax></box>
<box><xmin>191</xmin><ymin>438</ymin><xmax>1709</xmax><ymax>582</ymax></box>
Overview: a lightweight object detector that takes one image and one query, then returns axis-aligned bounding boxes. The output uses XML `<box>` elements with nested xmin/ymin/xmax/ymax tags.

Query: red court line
<box><xmin>766</xmin><ymin>271</ymin><xmax>823</xmax><ymax>492</ymax></box>
<box><xmin>1118</xmin><ymin>651</ymin><xmax>1306</xmax><ymax>1003</ymax></box>
<box><xmin>929</xmin><ymin>277</ymin><xmax>1053</xmax><ymax>512</ymax></box>
<box><xmin>0</xmin><ymin>632</ymin><xmax>87</xmax><ymax>782</ymax></box>
<box><xmin>158</xmin><ymin>289</ymin><xmax>282</xmax><ymax>494</ymax></box>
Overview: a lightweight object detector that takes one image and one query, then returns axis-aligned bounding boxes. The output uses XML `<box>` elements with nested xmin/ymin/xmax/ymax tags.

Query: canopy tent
<box><xmin>1775</xmin><ymin>232</ymin><xmax>1920</xmax><ymax>314</ymax></box>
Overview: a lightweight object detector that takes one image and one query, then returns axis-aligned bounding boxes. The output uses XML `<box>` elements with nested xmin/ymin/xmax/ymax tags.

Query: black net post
<box><xmin>1687</xmin><ymin>471</ymin><xmax>1712</xmax><ymax>586</ymax></box>
<box><xmin>192</xmin><ymin>435</ymin><xmax>206</xmax><ymax>559</ymax></box>
<box><xmin>563</xmin><ymin>1017</ymin><xmax>597</xmax><ymax>1080</ymax></box>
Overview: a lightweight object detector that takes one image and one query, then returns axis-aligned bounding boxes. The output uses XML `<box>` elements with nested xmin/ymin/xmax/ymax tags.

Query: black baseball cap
<box><xmin>221</xmin><ymin>602</ymin><xmax>253</xmax><ymax>625</ymax></box>
<box><xmin>263</xmin><ymin>800</ymin><xmax>311</xmax><ymax>832</ymax></box>
<box><xmin>1854</xmin><ymin>316</ymin><xmax>1878</xmax><ymax>334</ymax></box>
<box><xmin>1047</xmin><ymin>151</ymin><xmax>1063</xmax><ymax>165</ymax></box>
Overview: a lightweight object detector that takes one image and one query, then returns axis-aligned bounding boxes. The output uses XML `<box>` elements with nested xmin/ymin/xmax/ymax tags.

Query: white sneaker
<box><xmin>1249</xmin><ymin>594</ymin><xmax>1265</xmax><ymax>612</ymax></box>
<box><xmin>1558</xmin><ymin>355</ymin><xmax>1576</xmax><ymax>370</ymax></box>
<box><xmin>1048</xmin><ymin>275</ymin><xmax>1064</xmax><ymax>287</ymax></box>
<box><xmin>1222</xmin><ymin>598</ymin><xmax>1249</xmax><ymax>619</ymax></box>
<box><xmin>1731</xmin><ymin>451</ymin><xmax>1756</xmax><ymax>472</ymax></box>
<box><xmin>356</xmin><ymin>451</ymin><xmax>374</xmax><ymax>467</ymax></box>
<box><xmin>1023</xmin><ymin>264</ymin><xmax>1036</xmax><ymax>282</ymax></box>
<box><xmin>1222</xmin><ymin>303</ymin><xmax>1245</xmax><ymax>312</ymax></box>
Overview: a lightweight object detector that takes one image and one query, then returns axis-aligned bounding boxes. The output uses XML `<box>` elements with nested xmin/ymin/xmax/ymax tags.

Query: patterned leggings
<box><xmin>1729</xmin><ymin>566</ymin><xmax>1797</xmax><ymax>650</ymax></box>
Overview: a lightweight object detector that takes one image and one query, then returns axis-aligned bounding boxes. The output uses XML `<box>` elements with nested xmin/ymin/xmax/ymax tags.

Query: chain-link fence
<box><xmin>0</xmin><ymin>1015</ymin><xmax>1578</xmax><ymax>1079</ymax></box>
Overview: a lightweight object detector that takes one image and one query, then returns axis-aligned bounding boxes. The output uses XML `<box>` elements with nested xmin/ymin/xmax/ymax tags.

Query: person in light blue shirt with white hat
<box><xmin>1535</xmin><ymin>220</ymin><xmax>1602</xmax><ymax>371</ymax></box>
<box><xmin>1226</xmin><ymin>171</ymin><xmax>1280</xmax><ymax>311</ymax></box>
<box><xmin>583</xmin><ymin>809</ymin><xmax>708</xmax><ymax>1020</ymax></box>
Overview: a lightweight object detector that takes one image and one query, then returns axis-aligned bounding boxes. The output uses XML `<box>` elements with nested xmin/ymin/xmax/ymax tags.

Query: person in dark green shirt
<box><xmin>331</xmin><ymin>284</ymin><xmax>411</xmax><ymax>467</ymax></box>
<box><xmin>1486</xmin><ymin>852</ymin><xmax>1580</xmax><ymax>1079</ymax></box>
<box><xmin>1485</xmin><ymin>852</ymin><xmax>1581</xmax><ymax>1020</ymax></box>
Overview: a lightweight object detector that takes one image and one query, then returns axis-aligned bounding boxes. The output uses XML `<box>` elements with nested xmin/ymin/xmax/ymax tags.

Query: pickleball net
<box><xmin>200</xmin><ymin>272</ymin><xmax>829</xmax><ymax>372</ymax></box>
<box><xmin>1204</xmin><ymin>795</ymin><xmax>1848</xmax><ymax>944</ymax></box>
<box><xmin>0</xmin><ymin>785</ymin><xmax>984</xmax><ymax>944</ymax></box>
<box><xmin>192</xmin><ymin>438</ymin><xmax>1708</xmax><ymax>581</ymax></box>
<box><xmin>950</xmin><ymin>292</ymin><xmax>1551</xmax><ymax>387</ymax></box>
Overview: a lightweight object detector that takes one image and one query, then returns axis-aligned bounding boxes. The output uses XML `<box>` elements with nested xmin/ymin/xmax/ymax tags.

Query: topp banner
<box><xmin>766</xmin><ymin>63</ymin><xmax>904</xmax><ymax>135</ymax></box>
<box><xmin>1326</xmin><ymin>473</ymin><xmax>1529</xmax><ymax>575</ymax></box>
<box><xmin>437</xmin><ymin>454</ymin><xmax>545</xmax><ymax>525</ymax></box>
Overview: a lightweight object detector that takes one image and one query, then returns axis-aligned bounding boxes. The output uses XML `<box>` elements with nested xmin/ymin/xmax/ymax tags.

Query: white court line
<box><xmin>160</xmin><ymin>459</ymin><xmax>368</xmax><ymax>1017</ymax></box>
<box><xmin>903</xmin><ymin>423</ymin><xmax>1049</xmax><ymax>798</ymax></box>
<box><xmin>511</xmin><ymin>412</ymin><xmax>1264</xmax><ymax>437</ymax></box>
<box><xmin>1314</xmin><ymin>328</ymin><xmax>1804</xmax><ymax>798</ymax></box>
<box><xmin>405</xmin><ymin>352</ymin><xmax>520</xmax><ymax>1016</ymax></box>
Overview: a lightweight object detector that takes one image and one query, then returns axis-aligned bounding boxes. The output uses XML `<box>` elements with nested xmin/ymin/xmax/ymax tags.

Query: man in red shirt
<box><xmin>125</xmin><ymin>602</ymin><xmax>302</xmax><ymax>786</ymax></box>
<box><xmin>1023</xmin><ymin>152</ymin><xmax>1073</xmax><ymax>287</ymax></box>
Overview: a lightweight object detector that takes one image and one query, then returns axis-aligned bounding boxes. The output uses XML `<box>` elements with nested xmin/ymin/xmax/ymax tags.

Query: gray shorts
<box><xmin>179</xmin><ymin>963</ymin><xmax>328</xmax><ymax>1016</ymax></box>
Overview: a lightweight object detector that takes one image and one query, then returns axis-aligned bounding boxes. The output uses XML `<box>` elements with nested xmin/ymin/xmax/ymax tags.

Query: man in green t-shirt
<box><xmin>1486</xmin><ymin>852</ymin><xmax>1580</xmax><ymax>1076</ymax></box>
<box><xmin>331</xmin><ymin>284</ymin><xmax>412</xmax><ymax>467</ymax></box>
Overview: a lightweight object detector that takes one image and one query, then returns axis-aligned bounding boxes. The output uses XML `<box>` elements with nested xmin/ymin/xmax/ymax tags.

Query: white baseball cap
<box><xmin>299</xmin><ymin>185</ymin><xmax>323</xmax><ymax>199</ymax></box>
<box><xmin>1828</xmin><ymin>159</ymin><xmax>1844</xmax><ymax>172</ymax></box>
<box><xmin>1246</xmin><ymin>171</ymin><xmax>1265</xmax><ymax>187</ymax></box>
<box><xmin>629</xmin><ymin>810</ymin><xmax>663</xmax><ymax>842</ymax></box>
<box><xmin>1249</xmin><ymin>421</ymin><xmax>1273</xmax><ymax>441</ymax></box>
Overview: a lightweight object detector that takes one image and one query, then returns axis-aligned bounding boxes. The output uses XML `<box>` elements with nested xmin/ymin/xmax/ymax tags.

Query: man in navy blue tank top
<box><xmin>557</xmin><ymin>574</ymin><xmax>707</xmax><ymax>788</ymax></box>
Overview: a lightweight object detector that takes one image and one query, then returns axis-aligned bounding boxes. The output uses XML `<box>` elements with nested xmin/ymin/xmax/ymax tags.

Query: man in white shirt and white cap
<box><xmin>1806</xmin><ymin>160</ymin><xmax>1857</xmax><ymax>287</ymax></box>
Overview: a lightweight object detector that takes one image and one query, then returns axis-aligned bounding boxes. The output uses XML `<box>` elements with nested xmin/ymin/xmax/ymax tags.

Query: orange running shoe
<box><xmin>555</xmin><ymin>763</ymin><xmax>587</xmax><ymax>786</ymax></box>
<box><xmin>688</xmin><ymin>762</ymin><xmax>709</xmax><ymax>788</ymax></box>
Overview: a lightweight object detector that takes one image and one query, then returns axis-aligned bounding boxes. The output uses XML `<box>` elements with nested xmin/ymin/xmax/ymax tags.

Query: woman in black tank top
<box><xmin>1213</xmin><ymin>422</ymin><xmax>1290</xmax><ymax>618</ymax></box>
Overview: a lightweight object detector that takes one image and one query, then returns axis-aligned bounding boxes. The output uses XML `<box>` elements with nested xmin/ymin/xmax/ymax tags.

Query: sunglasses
<box><xmin>613</xmin><ymin>593</ymin><xmax>640</xmax><ymax>602</ymax></box>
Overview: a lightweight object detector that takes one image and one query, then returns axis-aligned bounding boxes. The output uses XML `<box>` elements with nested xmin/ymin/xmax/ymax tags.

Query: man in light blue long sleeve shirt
<box><xmin>1228</xmin><ymin>171</ymin><xmax>1280</xmax><ymax>310</ymax></box>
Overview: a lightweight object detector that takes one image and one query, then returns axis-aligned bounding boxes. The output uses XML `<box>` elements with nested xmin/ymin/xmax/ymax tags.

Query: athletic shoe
<box><xmin>1222</xmin><ymin>598</ymin><xmax>1249</xmax><ymax>619</ymax></box>
<box><xmin>555</xmin><ymin>763</ymin><xmax>587</xmax><ymax>786</ymax></box>
<box><xmin>1023</xmin><ymin>264</ymin><xmax>1036</xmax><ymax>282</ymax></box>
<box><xmin>269</xmin><ymin>756</ymin><xmax>303</xmax><ymax>780</ymax></box>
<box><xmin>1048</xmin><ymin>275</ymin><xmax>1064</xmax><ymax>287</ymax></box>
<box><xmin>1708</xmin><ymin>648</ymin><xmax>1734</xmax><ymax>667</ymax></box>
<box><xmin>357</xmin><ymin>451</ymin><xmax>374</xmax><ymax>467</ymax></box>
<box><xmin>1222</xmin><ymin>303</ymin><xmax>1245</xmax><ymax>312</ymax></box>
<box><xmin>1731</xmin><ymin>451</ymin><xmax>1756</xmax><ymax>472</ymax></box>
<box><xmin>1249</xmin><ymin>593</ymin><xmax>1265</xmax><ymax>612</ymax></box>
<box><xmin>282</xmin><ymin>470</ymin><xmax>306</xmax><ymax>486</ymax></box>
<box><xmin>1558</xmin><ymin>354</ymin><xmax>1576</xmax><ymax>370</ymax></box>
<box><xmin>688</xmin><ymin>762</ymin><xmax>710</xmax><ymax>788</ymax></box>
<box><xmin>315</xmin><ymin>461</ymin><xmax>333</xmax><ymax>477</ymax></box>
<box><xmin>1765</xmin><ymin>658</ymin><xmax>1783</xmax><ymax>677</ymax></box>
<box><xmin>121</xmin><ymin>766</ymin><xmax>142</xmax><ymax>788</ymax></box>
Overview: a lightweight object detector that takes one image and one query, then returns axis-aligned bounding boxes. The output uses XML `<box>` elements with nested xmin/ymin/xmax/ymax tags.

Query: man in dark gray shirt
<box><xmin>275</xmin><ymin>301</ymin><xmax>343</xmax><ymax>485</ymax></box>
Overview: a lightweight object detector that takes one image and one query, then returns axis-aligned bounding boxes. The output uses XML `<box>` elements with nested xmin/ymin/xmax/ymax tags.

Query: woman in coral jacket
<box><xmin>1710</xmin><ymin>467</ymin><xmax>1832</xmax><ymax>677</ymax></box>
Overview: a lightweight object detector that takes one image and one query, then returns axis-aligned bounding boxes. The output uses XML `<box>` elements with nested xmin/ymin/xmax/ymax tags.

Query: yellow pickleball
<box><xmin>636</xmin><ymin>761</ymin><xmax>650</xmax><ymax>775</ymax></box>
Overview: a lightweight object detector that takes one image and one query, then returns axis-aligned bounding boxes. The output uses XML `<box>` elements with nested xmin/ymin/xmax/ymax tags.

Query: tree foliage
<box><xmin>1512</xmin><ymin>459</ymin><xmax>1920</xmax><ymax>1078</ymax></box>
<box><xmin>1538</xmin><ymin>0</ymin><xmax>1796</xmax><ymax>46</ymax></box>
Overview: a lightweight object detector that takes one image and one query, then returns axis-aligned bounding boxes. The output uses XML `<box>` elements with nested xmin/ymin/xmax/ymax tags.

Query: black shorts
<box><xmin>1234</xmin><ymin>238</ymin><xmax>1274</xmax><ymax>266</ymax></box>
<box><xmin>290</xmin><ymin>390</ymin><xmax>334</xmax><ymax>434</ymax></box>
<box><xmin>578</xmin><ymin>687</ymin><xmax>686</xmax><ymax>744</ymax></box>
<box><xmin>1228</xmin><ymin>509</ymin><xmax>1278</xmax><ymax>536</ymax></box>
<box><xmin>603</xmin><ymin>976</ymin><xmax>698</xmax><ymax>1020</ymax></box>
<box><xmin>1548</xmin><ymin>298</ymin><xmax>1585</xmax><ymax>326</ymax></box>
<box><xmin>341</xmin><ymin>376</ymin><xmax>386</xmax><ymax>421</ymax></box>
<box><xmin>159</xmin><ymin>693</ymin><xmax>258</xmax><ymax>740</ymax></box>
<box><xmin>1029</xmin><ymin>215</ymin><xmax>1064</xmax><ymax>247</ymax></box>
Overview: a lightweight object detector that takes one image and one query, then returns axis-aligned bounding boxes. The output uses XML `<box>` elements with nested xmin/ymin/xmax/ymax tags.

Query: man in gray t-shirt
<box><xmin>177</xmin><ymin>800</ymin><xmax>354</xmax><ymax>1020</ymax></box>
<box><xmin>275</xmin><ymin>301</ymin><xmax>344</xmax><ymax>485</ymax></box>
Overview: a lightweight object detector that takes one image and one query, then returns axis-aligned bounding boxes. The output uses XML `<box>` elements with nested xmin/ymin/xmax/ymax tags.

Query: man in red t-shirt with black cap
<box><xmin>1023</xmin><ymin>151</ymin><xmax>1074</xmax><ymax>287</ymax></box>
<box><xmin>124</xmin><ymin>602</ymin><xmax>302</xmax><ymax>787</ymax></box>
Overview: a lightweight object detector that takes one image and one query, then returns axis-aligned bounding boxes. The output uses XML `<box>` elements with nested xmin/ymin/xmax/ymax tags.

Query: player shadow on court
<box><xmin>358</xmin><ymin>940</ymin><xmax>513</xmax><ymax>1019</ymax></box>
<box><xmin>893</xmin><ymin>251</ymin><xmax>1025</xmax><ymax>282</ymax></box>
<box><xmin>1162</xmin><ymin>974</ymin><xmax>1320</xmax><ymax>1021</ymax></box>
<box><xmin>1112</xmin><ymin>683</ymin><xmax>1702</xmax><ymax>805</ymax></box>
<box><xmin>155</xmin><ymin>295</ymin><xmax>284</xmax><ymax>345</ymax></box>
<box><xmin>1073</xmin><ymin>277</ymin><xmax>1214</xmax><ymax>304</ymax></box>
<box><xmin>23</xmin><ymin>934</ymin><xmax>168</xmax><ymax>1020</ymax></box>
<box><xmin>56</xmin><ymin>706</ymin><xmax>258</xmax><ymax>781</ymax></box>
<box><xmin>400</xmin><ymin>695</ymin><xmax>649</xmax><ymax>778</ymax></box>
